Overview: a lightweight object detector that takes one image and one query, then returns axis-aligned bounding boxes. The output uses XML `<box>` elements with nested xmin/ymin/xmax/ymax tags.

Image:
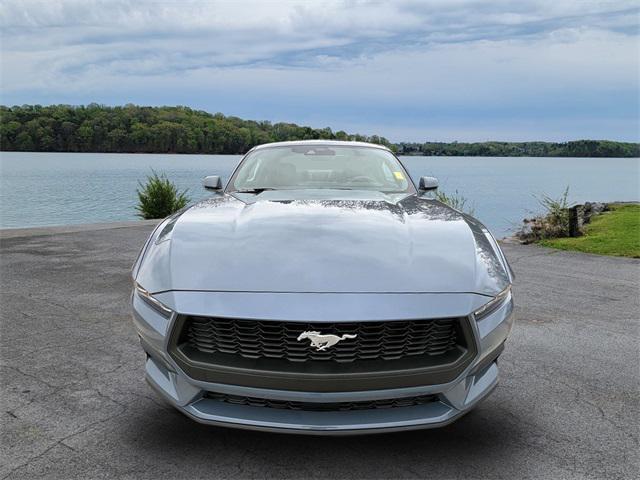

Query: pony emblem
<box><xmin>296</xmin><ymin>331</ymin><xmax>357</xmax><ymax>351</ymax></box>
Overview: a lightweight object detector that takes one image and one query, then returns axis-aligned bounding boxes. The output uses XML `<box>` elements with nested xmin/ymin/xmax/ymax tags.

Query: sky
<box><xmin>1</xmin><ymin>0</ymin><xmax>639</xmax><ymax>142</ymax></box>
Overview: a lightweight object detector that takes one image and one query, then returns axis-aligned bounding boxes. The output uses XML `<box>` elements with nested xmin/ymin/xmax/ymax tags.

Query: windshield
<box><xmin>228</xmin><ymin>145</ymin><xmax>414</xmax><ymax>193</ymax></box>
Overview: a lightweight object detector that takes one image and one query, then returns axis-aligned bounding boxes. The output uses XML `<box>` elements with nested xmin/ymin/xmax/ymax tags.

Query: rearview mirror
<box><xmin>418</xmin><ymin>176</ymin><xmax>439</xmax><ymax>191</ymax></box>
<box><xmin>203</xmin><ymin>175</ymin><xmax>222</xmax><ymax>190</ymax></box>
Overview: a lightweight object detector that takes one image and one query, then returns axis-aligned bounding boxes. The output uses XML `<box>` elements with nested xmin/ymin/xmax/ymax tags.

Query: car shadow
<box><xmin>120</xmin><ymin>399</ymin><xmax>529</xmax><ymax>478</ymax></box>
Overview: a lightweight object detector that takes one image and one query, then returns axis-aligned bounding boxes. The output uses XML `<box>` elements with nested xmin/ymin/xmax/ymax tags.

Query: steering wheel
<box><xmin>348</xmin><ymin>175</ymin><xmax>375</xmax><ymax>183</ymax></box>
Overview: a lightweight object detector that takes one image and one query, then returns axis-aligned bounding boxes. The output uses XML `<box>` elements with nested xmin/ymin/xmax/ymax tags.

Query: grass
<box><xmin>539</xmin><ymin>204</ymin><xmax>640</xmax><ymax>258</ymax></box>
<box><xmin>435</xmin><ymin>189</ymin><xmax>475</xmax><ymax>216</ymax></box>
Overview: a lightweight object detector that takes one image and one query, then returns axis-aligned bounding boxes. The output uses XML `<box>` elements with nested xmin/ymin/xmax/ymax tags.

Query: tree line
<box><xmin>1</xmin><ymin>104</ymin><xmax>638</xmax><ymax>157</ymax></box>
<box><xmin>0</xmin><ymin>104</ymin><xmax>392</xmax><ymax>154</ymax></box>
<box><xmin>396</xmin><ymin>140</ymin><xmax>640</xmax><ymax>158</ymax></box>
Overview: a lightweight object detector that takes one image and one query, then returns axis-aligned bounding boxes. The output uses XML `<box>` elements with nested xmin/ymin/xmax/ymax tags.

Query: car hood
<box><xmin>136</xmin><ymin>190</ymin><xmax>511</xmax><ymax>296</ymax></box>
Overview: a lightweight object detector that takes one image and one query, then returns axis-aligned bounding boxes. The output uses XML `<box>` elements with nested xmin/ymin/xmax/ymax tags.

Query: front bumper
<box><xmin>132</xmin><ymin>290</ymin><xmax>514</xmax><ymax>434</ymax></box>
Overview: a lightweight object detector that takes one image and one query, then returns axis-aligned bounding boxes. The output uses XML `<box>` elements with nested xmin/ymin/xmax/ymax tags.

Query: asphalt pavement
<box><xmin>1</xmin><ymin>222</ymin><xmax>638</xmax><ymax>479</ymax></box>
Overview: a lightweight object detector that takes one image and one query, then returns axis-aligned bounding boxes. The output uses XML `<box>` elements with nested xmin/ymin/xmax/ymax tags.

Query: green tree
<box><xmin>1</xmin><ymin>104</ymin><xmax>638</xmax><ymax>157</ymax></box>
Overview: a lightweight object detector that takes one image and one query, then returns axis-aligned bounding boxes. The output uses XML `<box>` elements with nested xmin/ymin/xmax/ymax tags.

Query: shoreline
<box><xmin>0</xmin><ymin>219</ymin><xmax>519</xmax><ymax>243</ymax></box>
<box><xmin>0</xmin><ymin>219</ymin><xmax>160</xmax><ymax>239</ymax></box>
<box><xmin>2</xmin><ymin>150</ymin><xmax>639</xmax><ymax>159</ymax></box>
<box><xmin>4</xmin><ymin>201</ymin><xmax>638</xmax><ymax>241</ymax></box>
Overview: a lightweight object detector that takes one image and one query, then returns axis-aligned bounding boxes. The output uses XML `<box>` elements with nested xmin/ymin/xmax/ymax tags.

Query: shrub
<box><xmin>515</xmin><ymin>186</ymin><xmax>573</xmax><ymax>242</ymax></box>
<box><xmin>435</xmin><ymin>189</ymin><xmax>475</xmax><ymax>216</ymax></box>
<box><xmin>136</xmin><ymin>170</ymin><xmax>190</xmax><ymax>219</ymax></box>
<box><xmin>534</xmin><ymin>186</ymin><xmax>571</xmax><ymax>237</ymax></box>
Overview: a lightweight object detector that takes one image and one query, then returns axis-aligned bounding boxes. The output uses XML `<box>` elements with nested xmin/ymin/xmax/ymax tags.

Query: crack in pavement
<box><xmin>1</xmin><ymin>407</ymin><xmax>128</xmax><ymax>480</ymax></box>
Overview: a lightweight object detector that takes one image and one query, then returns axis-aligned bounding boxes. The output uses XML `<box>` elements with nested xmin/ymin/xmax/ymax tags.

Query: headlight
<box><xmin>134</xmin><ymin>282</ymin><xmax>173</xmax><ymax>317</ymax></box>
<box><xmin>473</xmin><ymin>285</ymin><xmax>511</xmax><ymax>320</ymax></box>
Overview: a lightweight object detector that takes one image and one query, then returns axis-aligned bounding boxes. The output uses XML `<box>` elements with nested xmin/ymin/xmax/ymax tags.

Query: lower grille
<box><xmin>204</xmin><ymin>392</ymin><xmax>439</xmax><ymax>412</ymax></box>
<box><xmin>181</xmin><ymin>316</ymin><xmax>462</xmax><ymax>364</ymax></box>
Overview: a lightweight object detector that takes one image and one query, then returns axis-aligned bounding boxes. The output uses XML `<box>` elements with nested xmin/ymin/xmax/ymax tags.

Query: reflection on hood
<box><xmin>136</xmin><ymin>191</ymin><xmax>511</xmax><ymax>295</ymax></box>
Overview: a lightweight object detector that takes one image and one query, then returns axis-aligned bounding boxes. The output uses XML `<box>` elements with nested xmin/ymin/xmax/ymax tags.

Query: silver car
<box><xmin>131</xmin><ymin>140</ymin><xmax>514</xmax><ymax>434</ymax></box>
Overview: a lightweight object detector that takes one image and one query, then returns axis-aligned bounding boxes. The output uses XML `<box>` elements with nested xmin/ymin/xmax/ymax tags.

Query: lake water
<box><xmin>1</xmin><ymin>152</ymin><xmax>638</xmax><ymax>237</ymax></box>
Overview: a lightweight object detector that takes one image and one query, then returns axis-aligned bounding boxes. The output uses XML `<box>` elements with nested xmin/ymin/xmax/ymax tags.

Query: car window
<box><xmin>230</xmin><ymin>145</ymin><xmax>413</xmax><ymax>193</ymax></box>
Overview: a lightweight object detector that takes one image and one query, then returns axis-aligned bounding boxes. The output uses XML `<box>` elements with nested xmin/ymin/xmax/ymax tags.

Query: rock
<box><xmin>581</xmin><ymin>202</ymin><xmax>608</xmax><ymax>224</ymax></box>
<box><xmin>512</xmin><ymin>202</ymin><xmax>610</xmax><ymax>242</ymax></box>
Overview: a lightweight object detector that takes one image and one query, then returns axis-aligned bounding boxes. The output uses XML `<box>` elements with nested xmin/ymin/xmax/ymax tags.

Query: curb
<box><xmin>0</xmin><ymin>219</ymin><xmax>161</xmax><ymax>240</ymax></box>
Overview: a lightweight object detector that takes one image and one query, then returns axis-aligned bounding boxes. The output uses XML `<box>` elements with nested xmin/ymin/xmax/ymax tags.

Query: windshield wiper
<box><xmin>233</xmin><ymin>188</ymin><xmax>277</xmax><ymax>194</ymax></box>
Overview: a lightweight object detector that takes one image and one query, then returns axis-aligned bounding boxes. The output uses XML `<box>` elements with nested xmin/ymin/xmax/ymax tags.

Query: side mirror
<box><xmin>418</xmin><ymin>176</ymin><xmax>439</xmax><ymax>191</ymax></box>
<box><xmin>203</xmin><ymin>175</ymin><xmax>222</xmax><ymax>190</ymax></box>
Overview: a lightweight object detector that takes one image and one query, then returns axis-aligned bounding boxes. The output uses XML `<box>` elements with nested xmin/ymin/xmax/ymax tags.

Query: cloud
<box><xmin>1</xmin><ymin>0</ymin><xmax>638</xmax><ymax>141</ymax></box>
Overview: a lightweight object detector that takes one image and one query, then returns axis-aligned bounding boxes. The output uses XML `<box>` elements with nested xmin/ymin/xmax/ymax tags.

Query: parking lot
<box><xmin>1</xmin><ymin>222</ymin><xmax>638</xmax><ymax>479</ymax></box>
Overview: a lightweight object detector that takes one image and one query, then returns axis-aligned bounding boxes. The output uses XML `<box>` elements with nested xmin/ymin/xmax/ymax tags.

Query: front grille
<box><xmin>182</xmin><ymin>317</ymin><xmax>462</xmax><ymax>364</ymax></box>
<box><xmin>204</xmin><ymin>392</ymin><xmax>439</xmax><ymax>412</ymax></box>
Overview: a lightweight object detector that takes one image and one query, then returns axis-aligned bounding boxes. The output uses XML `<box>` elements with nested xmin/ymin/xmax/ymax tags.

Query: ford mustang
<box><xmin>131</xmin><ymin>140</ymin><xmax>515</xmax><ymax>434</ymax></box>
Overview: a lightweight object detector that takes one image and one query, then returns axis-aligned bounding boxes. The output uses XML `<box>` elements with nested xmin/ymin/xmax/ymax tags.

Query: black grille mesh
<box><xmin>183</xmin><ymin>317</ymin><xmax>460</xmax><ymax>363</ymax></box>
<box><xmin>204</xmin><ymin>392</ymin><xmax>438</xmax><ymax>412</ymax></box>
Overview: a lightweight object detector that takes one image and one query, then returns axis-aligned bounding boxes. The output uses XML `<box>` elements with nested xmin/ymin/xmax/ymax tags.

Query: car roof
<box><xmin>248</xmin><ymin>140</ymin><xmax>392</xmax><ymax>152</ymax></box>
